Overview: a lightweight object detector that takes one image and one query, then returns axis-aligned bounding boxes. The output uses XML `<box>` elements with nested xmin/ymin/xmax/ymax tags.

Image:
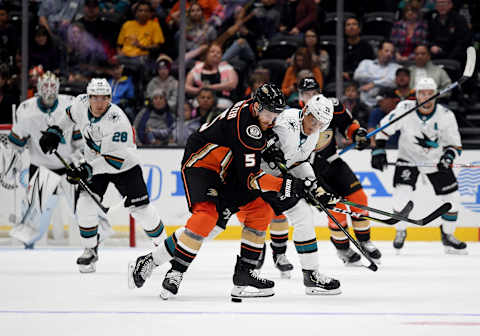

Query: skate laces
<box><xmin>249</xmin><ymin>269</ymin><xmax>269</xmax><ymax>283</ymax></box>
<box><xmin>166</xmin><ymin>270</ymin><xmax>183</xmax><ymax>286</ymax></box>
<box><xmin>138</xmin><ymin>256</ymin><xmax>154</xmax><ymax>280</ymax></box>
<box><xmin>311</xmin><ymin>271</ymin><xmax>331</xmax><ymax>284</ymax></box>
<box><xmin>445</xmin><ymin>234</ymin><xmax>462</xmax><ymax>245</ymax></box>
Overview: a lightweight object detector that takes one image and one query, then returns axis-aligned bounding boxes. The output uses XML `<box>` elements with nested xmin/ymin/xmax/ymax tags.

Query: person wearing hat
<box><xmin>367</xmin><ymin>87</ymin><xmax>401</xmax><ymax>147</ymax></box>
<box><xmin>394</xmin><ymin>67</ymin><xmax>416</xmax><ymax>101</ymax></box>
<box><xmin>145</xmin><ymin>54</ymin><xmax>178</xmax><ymax>111</ymax></box>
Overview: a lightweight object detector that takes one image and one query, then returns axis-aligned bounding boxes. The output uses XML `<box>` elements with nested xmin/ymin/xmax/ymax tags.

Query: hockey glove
<box><xmin>261</xmin><ymin>132</ymin><xmax>286</xmax><ymax>169</ymax></box>
<box><xmin>66</xmin><ymin>162</ymin><xmax>93</xmax><ymax>185</ymax></box>
<box><xmin>352</xmin><ymin>127</ymin><xmax>369</xmax><ymax>150</ymax></box>
<box><xmin>312</xmin><ymin>186</ymin><xmax>341</xmax><ymax>209</ymax></box>
<box><xmin>371</xmin><ymin>140</ymin><xmax>387</xmax><ymax>171</ymax></box>
<box><xmin>39</xmin><ymin>126</ymin><xmax>63</xmax><ymax>154</ymax></box>
<box><xmin>437</xmin><ymin>149</ymin><xmax>456</xmax><ymax>172</ymax></box>
<box><xmin>279</xmin><ymin>174</ymin><xmax>306</xmax><ymax>199</ymax></box>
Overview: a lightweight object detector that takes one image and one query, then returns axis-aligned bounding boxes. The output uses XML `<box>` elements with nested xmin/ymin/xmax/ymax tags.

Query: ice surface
<box><xmin>1</xmin><ymin>241</ymin><xmax>480</xmax><ymax>336</ymax></box>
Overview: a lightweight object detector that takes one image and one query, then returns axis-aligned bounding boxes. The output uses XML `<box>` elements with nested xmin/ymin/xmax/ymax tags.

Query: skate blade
<box><xmin>231</xmin><ymin>286</ymin><xmax>274</xmax><ymax>298</ymax></box>
<box><xmin>127</xmin><ymin>261</ymin><xmax>136</xmax><ymax>289</ymax></box>
<box><xmin>159</xmin><ymin>288</ymin><xmax>174</xmax><ymax>300</ymax></box>
<box><xmin>444</xmin><ymin>246</ymin><xmax>468</xmax><ymax>255</ymax></box>
<box><xmin>305</xmin><ymin>287</ymin><xmax>342</xmax><ymax>296</ymax></box>
<box><xmin>343</xmin><ymin>260</ymin><xmax>363</xmax><ymax>267</ymax></box>
<box><xmin>280</xmin><ymin>271</ymin><xmax>291</xmax><ymax>279</ymax></box>
<box><xmin>79</xmin><ymin>263</ymin><xmax>96</xmax><ymax>273</ymax></box>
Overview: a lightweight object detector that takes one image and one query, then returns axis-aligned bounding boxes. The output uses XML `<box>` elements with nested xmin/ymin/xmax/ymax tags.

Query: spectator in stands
<box><xmin>134</xmin><ymin>88</ymin><xmax>175</xmax><ymax>146</ymax></box>
<box><xmin>146</xmin><ymin>54</ymin><xmax>178</xmax><ymax>112</ymax></box>
<box><xmin>255</xmin><ymin>0</ymin><xmax>282</xmax><ymax>39</ymax></box>
<box><xmin>278</xmin><ymin>0</ymin><xmax>317</xmax><ymax>40</ymax></box>
<box><xmin>167</xmin><ymin>0</ymin><xmax>224</xmax><ymax>29</ymax></box>
<box><xmin>37</xmin><ymin>0</ymin><xmax>85</xmax><ymax>37</ymax></box>
<box><xmin>354</xmin><ymin>40</ymin><xmax>400</xmax><ymax>108</ymax></box>
<box><xmin>0</xmin><ymin>5</ymin><xmax>19</xmax><ymax>66</ymax></box>
<box><xmin>108</xmin><ymin>63</ymin><xmax>136</xmax><ymax>122</ymax></box>
<box><xmin>192</xmin><ymin>88</ymin><xmax>222</xmax><ymax>124</ymax></box>
<box><xmin>185</xmin><ymin>42</ymin><xmax>238</xmax><ymax>109</ymax></box>
<box><xmin>301</xmin><ymin>29</ymin><xmax>330</xmax><ymax>79</ymax></box>
<box><xmin>0</xmin><ymin>64</ymin><xmax>18</xmax><ymax>124</ymax></box>
<box><xmin>116</xmin><ymin>1</ymin><xmax>165</xmax><ymax>77</ymax></box>
<box><xmin>342</xmin><ymin>81</ymin><xmax>370</xmax><ymax>128</ymax></box>
<box><xmin>65</xmin><ymin>22</ymin><xmax>108</xmax><ymax>79</ymax></box>
<box><xmin>394</xmin><ymin>67</ymin><xmax>416</xmax><ymax>100</ymax></box>
<box><xmin>343</xmin><ymin>16</ymin><xmax>375</xmax><ymax>81</ymax></box>
<box><xmin>173</xmin><ymin>100</ymin><xmax>201</xmax><ymax>145</ymax></box>
<box><xmin>281</xmin><ymin>46</ymin><xmax>323</xmax><ymax>99</ymax></box>
<box><xmin>427</xmin><ymin>0</ymin><xmax>472</xmax><ymax>62</ymax></box>
<box><xmin>77</xmin><ymin>0</ymin><xmax>120</xmax><ymax>61</ymax></box>
<box><xmin>368</xmin><ymin>88</ymin><xmax>401</xmax><ymax>147</ymax></box>
<box><xmin>390</xmin><ymin>3</ymin><xmax>428</xmax><ymax>62</ymax></box>
<box><xmin>183</xmin><ymin>2</ymin><xmax>217</xmax><ymax>61</ymax></box>
<box><xmin>398</xmin><ymin>0</ymin><xmax>435</xmax><ymax>13</ymax></box>
<box><xmin>99</xmin><ymin>0</ymin><xmax>130</xmax><ymax>22</ymax></box>
<box><xmin>408</xmin><ymin>44</ymin><xmax>452</xmax><ymax>91</ymax></box>
<box><xmin>243</xmin><ymin>68</ymin><xmax>270</xmax><ymax>99</ymax></box>
<box><xmin>29</xmin><ymin>25</ymin><xmax>61</xmax><ymax>74</ymax></box>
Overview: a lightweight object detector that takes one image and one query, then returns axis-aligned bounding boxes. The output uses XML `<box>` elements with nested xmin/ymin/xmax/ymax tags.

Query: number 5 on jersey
<box><xmin>245</xmin><ymin>153</ymin><xmax>256</xmax><ymax>167</ymax></box>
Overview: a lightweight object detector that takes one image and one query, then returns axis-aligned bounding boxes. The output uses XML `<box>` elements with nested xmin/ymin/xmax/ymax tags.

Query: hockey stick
<box><xmin>53</xmin><ymin>150</ymin><xmax>109</xmax><ymax>215</ymax></box>
<box><xmin>388</xmin><ymin>162</ymin><xmax>480</xmax><ymax>169</ymax></box>
<box><xmin>339</xmin><ymin>46</ymin><xmax>477</xmax><ymax>155</ymax></box>
<box><xmin>338</xmin><ymin>198</ymin><xmax>451</xmax><ymax>226</ymax></box>
<box><xmin>275</xmin><ymin>161</ymin><xmax>378</xmax><ymax>272</ymax></box>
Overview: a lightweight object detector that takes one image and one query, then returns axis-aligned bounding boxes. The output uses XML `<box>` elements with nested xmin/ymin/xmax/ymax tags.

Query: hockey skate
<box><xmin>336</xmin><ymin>248</ymin><xmax>362</xmax><ymax>266</ymax></box>
<box><xmin>231</xmin><ymin>256</ymin><xmax>275</xmax><ymax>299</ymax></box>
<box><xmin>272</xmin><ymin>253</ymin><xmax>293</xmax><ymax>278</ymax></box>
<box><xmin>359</xmin><ymin>240</ymin><xmax>382</xmax><ymax>261</ymax></box>
<box><xmin>303</xmin><ymin>269</ymin><xmax>341</xmax><ymax>295</ymax></box>
<box><xmin>441</xmin><ymin>228</ymin><xmax>468</xmax><ymax>255</ymax></box>
<box><xmin>160</xmin><ymin>269</ymin><xmax>184</xmax><ymax>300</ymax></box>
<box><xmin>393</xmin><ymin>230</ymin><xmax>407</xmax><ymax>251</ymax></box>
<box><xmin>128</xmin><ymin>253</ymin><xmax>156</xmax><ymax>289</ymax></box>
<box><xmin>77</xmin><ymin>245</ymin><xmax>98</xmax><ymax>273</ymax></box>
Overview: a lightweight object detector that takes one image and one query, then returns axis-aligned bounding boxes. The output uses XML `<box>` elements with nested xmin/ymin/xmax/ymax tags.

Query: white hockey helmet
<box><xmin>87</xmin><ymin>78</ymin><xmax>112</xmax><ymax>96</ymax></box>
<box><xmin>37</xmin><ymin>71</ymin><xmax>59</xmax><ymax>107</ymax></box>
<box><xmin>303</xmin><ymin>94</ymin><xmax>334</xmax><ymax>132</ymax></box>
<box><xmin>415</xmin><ymin>77</ymin><xmax>437</xmax><ymax>94</ymax></box>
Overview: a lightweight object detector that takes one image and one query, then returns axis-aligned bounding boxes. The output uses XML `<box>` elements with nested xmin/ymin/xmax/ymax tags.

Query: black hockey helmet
<box><xmin>298</xmin><ymin>77</ymin><xmax>320</xmax><ymax>92</ymax></box>
<box><xmin>254</xmin><ymin>83</ymin><xmax>286</xmax><ymax>113</ymax></box>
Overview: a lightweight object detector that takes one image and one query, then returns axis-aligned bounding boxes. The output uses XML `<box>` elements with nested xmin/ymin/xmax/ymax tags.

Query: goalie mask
<box><xmin>37</xmin><ymin>71</ymin><xmax>60</xmax><ymax>107</ymax></box>
<box><xmin>302</xmin><ymin>94</ymin><xmax>333</xmax><ymax>134</ymax></box>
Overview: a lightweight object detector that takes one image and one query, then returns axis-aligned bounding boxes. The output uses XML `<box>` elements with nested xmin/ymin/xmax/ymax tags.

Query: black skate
<box><xmin>359</xmin><ymin>240</ymin><xmax>382</xmax><ymax>260</ymax></box>
<box><xmin>441</xmin><ymin>227</ymin><xmax>467</xmax><ymax>255</ymax></box>
<box><xmin>272</xmin><ymin>252</ymin><xmax>293</xmax><ymax>278</ymax></box>
<box><xmin>160</xmin><ymin>269</ymin><xmax>184</xmax><ymax>300</ymax></box>
<box><xmin>393</xmin><ymin>230</ymin><xmax>407</xmax><ymax>250</ymax></box>
<box><xmin>231</xmin><ymin>256</ymin><xmax>275</xmax><ymax>299</ymax></box>
<box><xmin>336</xmin><ymin>248</ymin><xmax>362</xmax><ymax>266</ymax></box>
<box><xmin>76</xmin><ymin>245</ymin><xmax>98</xmax><ymax>273</ymax></box>
<box><xmin>128</xmin><ymin>253</ymin><xmax>157</xmax><ymax>289</ymax></box>
<box><xmin>303</xmin><ymin>269</ymin><xmax>341</xmax><ymax>295</ymax></box>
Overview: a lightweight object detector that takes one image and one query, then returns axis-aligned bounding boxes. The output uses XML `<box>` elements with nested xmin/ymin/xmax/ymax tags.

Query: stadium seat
<box><xmin>362</xmin><ymin>12</ymin><xmax>395</xmax><ymax>38</ymax></box>
<box><xmin>322</xmin><ymin>12</ymin><xmax>356</xmax><ymax>35</ymax></box>
<box><xmin>256</xmin><ymin>59</ymin><xmax>288</xmax><ymax>87</ymax></box>
<box><xmin>262</xmin><ymin>38</ymin><xmax>300</xmax><ymax>60</ymax></box>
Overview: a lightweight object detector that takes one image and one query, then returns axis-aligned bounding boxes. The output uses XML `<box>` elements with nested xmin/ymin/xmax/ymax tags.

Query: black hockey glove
<box><xmin>371</xmin><ymin>140</ymin><xmax>387</xmax><ymax>171</ymax></box>
<box><xmin>352</xmin><ymin>127</ymin><xmax>369</xmax><ymax>150</ymax></box>
<box><xmin>437</xmin><ymin>149</ymin><xmax>456</xmax><ymax>172</ymax></box>
<box><xmin>279</xmin><ymin>174</ymin><xmax>307</xmax><ymax>199</ymax></box>
<box><xmin>39</xmin><ymin>125</ymin><xmax>63</xmax><ymax>154</ymax></box>
<box><xmin>261</xmin><ymin>132</ymin><xmax>286</xmax><ymax>169</ymax></box>
<box><xmin>311</xmin><ymin>186</ymin><xmax>341</xmax><ymax>209</ymax></box>
<box><xmin>66</xmin><ymin>162</ymin><xmax>93</xmax><ymax>185</ymax></box>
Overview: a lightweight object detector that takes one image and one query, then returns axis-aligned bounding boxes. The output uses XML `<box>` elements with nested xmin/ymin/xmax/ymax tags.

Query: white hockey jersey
<box><xmin>261</xmin><ymin>108</ymin><xmax>319</xmax><ymax>179</ymax></box>
<box><xmin>57</xmin><ymin>94</ymin><xmax>140</xmax><ymax>175</ymax></box>
<box><xmin>9</xmin><ymin>94</ymin><xmax>83</xmax><ymax>170</ymax></box>
<box><xmin>376</xmin><ymin>100</ymin><xmax>462</xmax><ymax>174</ymax></box>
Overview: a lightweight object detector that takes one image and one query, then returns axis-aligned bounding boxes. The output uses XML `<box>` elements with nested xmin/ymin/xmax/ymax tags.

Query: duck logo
<box><xmin>458</xmin><ymin>161</ymin><xmax>480</xmax><ymax>213</ymax></box>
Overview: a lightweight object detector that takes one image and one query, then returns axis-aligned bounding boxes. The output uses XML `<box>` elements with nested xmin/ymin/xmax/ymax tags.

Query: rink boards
<box><xmin>1</xmin><ymin>148</ymin><xmax>479</xmax><ymax>241</ymax></box>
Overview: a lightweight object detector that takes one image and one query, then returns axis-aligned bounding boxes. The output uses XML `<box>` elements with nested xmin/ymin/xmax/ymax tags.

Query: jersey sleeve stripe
<box><xmin>72</xmin><ymin>130</ymin><xmax>82</xmax><ymax>141</ymax></box>
<box><xmin>102</xmin><ymin>154</ymin><xmax>124</xmax><ymax>169</ymax></box>
<box><xmin>8</xmin><ymin>132</ymin><xmax>27</xmax><ymax>147</ymax></box>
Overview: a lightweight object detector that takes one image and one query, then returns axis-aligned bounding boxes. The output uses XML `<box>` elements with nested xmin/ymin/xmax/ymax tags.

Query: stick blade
<box><xmin>462</xmin><ymin>46</ymin><xmax>476</xmax><ymax>78</ymax></box>
<box><xmin>419</xmin><ymin>202</ymin><xmax>452</xmax><ymax>226</ymax></box>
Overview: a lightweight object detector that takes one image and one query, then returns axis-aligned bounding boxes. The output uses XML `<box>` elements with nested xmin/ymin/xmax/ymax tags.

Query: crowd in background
<box><xmin>0</xmin><ymin>0</ymin><xmax>479</xmax><ymax>146</ymax></box>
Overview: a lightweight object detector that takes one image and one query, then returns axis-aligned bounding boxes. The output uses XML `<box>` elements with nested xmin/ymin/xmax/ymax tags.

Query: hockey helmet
<box><xmin>298</xmin><ymin>77</ymin><xmax>320</xmax><ymax>93</ymax></box>
<box><xmin>37</xmin><ymin>71</ymin><xmax>60</xmax><ymax>107</ymax></box>
<box><xmin>303</xmin><ymin>94</ymin><xmax>333</xmax><ymax>132</ymax></box>
<box><xmin>87</xmin><ymin>78</ymin><xmax>112</xmax><ymax>96</ymax></box>
<box><xmin>415</xmin><ymin>77</ymin><xmax>437</xmax><ymax>94</ymax></box>
<box><xmin>254</xmin><ymin>83</ymin><xmax>286</xmax><ymax>113</ymax></box>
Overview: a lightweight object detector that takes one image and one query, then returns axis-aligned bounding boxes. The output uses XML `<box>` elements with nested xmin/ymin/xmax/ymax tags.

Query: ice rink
<box><xmin>1</xmin><ymin>241</ymin><xmax>480</xmax><ymax>336</ymax></box>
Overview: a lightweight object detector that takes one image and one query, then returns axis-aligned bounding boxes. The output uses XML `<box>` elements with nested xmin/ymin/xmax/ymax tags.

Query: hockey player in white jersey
<box><xmin>39</xmin><ymin>78</ymin><xmax>166</xmax><ymax>272</ymax></box>
<box><xmin>258</xmin><ymin>94</ymin><xmax>342</xmax><ymax>294</ymax></box>
<box><xmin>371</xmin><ymin>77</ymin><xmax>467</xmax><ymax>254</ymax></box>
<box><xmin>6</xmin><ymin>71</ymin><xmax>82</xmax><ymax>248</ymax></box>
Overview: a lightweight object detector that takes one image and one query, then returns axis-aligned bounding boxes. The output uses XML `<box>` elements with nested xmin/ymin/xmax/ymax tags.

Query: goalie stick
<box><xmin>276</xmin><ymin>161</ymin><xmax>378</xmax><ymax>272</ymax></box>
<box><xmin>53</xmin><ymin>150</ymin><xmax>109</xmax><ymax>215</ymax></box>
<box><xmin>340</xmin><ymin>46</ymin><xmax>477</xmax><ymax>155</ymax></box>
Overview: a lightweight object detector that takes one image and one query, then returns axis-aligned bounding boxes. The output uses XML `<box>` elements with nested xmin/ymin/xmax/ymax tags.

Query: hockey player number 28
<box><xmin>112</xmin><ymin>132</ymin><xmax>128</xmax><ymax>142</ymax></box>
